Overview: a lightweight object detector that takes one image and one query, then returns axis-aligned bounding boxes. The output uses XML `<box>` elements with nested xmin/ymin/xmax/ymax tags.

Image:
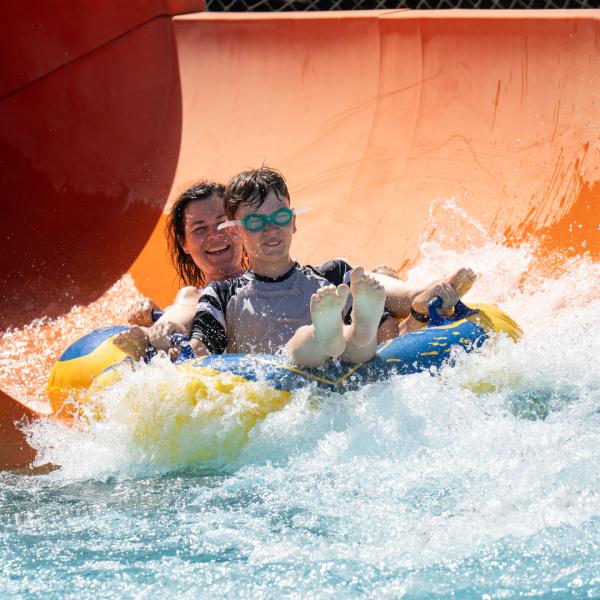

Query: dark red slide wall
<box><xmin>0</xmin><ymin>1</ymin><xmax>202</xmax><ymax>330</ymax></box>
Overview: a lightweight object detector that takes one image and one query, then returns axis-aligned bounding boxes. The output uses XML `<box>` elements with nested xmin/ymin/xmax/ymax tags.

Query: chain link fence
<box><xmin>207</xmin><ymin>0</ymin><xmax>596</xmax><ymax>11</ymax></box>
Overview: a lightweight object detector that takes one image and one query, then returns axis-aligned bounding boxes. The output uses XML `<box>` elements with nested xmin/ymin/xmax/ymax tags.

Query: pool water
<box><xmin>1</xmin><ymin>214</ymin><xmax>599</xmax><ymax>599</ymax></box>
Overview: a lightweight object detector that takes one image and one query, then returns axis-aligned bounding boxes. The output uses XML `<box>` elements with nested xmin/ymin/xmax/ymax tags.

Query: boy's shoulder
<box><xmin>204</xmin><ymin>272</ymin><xmax>250</xmax><ymax>290</ymax></box>
<box><xmin>201</xmin><ymin>272</ymin><xmax>253</xmax><ymax>305</ymax></box>
<box><xmin>305</xmin><ymin>258</ymin><xmax>353</xmax><ymax>286</ymax></box>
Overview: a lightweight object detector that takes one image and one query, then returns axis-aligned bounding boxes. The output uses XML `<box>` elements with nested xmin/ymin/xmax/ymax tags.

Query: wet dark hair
<box><xmin>224</xmin><ymin>166</ymin><xmax>290</xmax><ymax>218</ymax></box>
<box><xmin>167</xmin><ymin>181</ymin><xmax>247</xmax><ymax>288</ymax></box>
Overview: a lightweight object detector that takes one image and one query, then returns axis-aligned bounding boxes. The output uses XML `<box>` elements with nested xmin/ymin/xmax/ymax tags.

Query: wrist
<box><xmin>410</xmin><ymin>305</ymin><xmax>430</xmax><ymax>323</ymax></box>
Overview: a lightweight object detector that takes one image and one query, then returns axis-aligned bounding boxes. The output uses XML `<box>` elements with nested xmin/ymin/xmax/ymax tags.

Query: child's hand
<box><xmin>148</xmin><ymin>320</ymin><xmax>186</xmax><ymax>351</ymax></box>
<box><xmin>127</xmin><ymin>298</ymin><xmax>159</xmax><ymax>327</ymax></box>
<box><xmin>412</xmin><ymin>281</ymin><xmax>458</xmax><ymax>318</ymax></box>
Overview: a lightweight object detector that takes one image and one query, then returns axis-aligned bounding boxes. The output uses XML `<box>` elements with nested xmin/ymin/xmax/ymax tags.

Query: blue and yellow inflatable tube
<box><xmin>48</xmin><ymin>302</ymin><xmax>521</xmax><ymax>418</ymax></box>
<box><xmin>47</xmin><ymin>325</ymin><xmax>129</xmax><ymax>415</ymax></box>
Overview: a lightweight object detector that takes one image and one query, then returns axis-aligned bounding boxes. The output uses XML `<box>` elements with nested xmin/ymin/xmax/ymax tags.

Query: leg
<box><xmin>285</xmin><ymin>284</ymin><xmax>350</xmax><ymax>368</ymax></box>
<box><xmin>340</xmin><ymin>267</ymin><xmax>385</xmax><ymax>364</ymax></box>
<box><xmin>370</xmin><ymin>267</ymin><xmax>476</xmax><ymax>318</ymax></box>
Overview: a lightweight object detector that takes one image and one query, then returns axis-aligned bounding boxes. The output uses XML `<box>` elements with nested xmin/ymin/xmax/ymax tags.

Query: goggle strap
<box><xmin>216</xmin><ymin>220</ymin><xmax>240</xmax><ymax>230</ymax></box>
<box><xmin>292</xmin><ymin>205</ymin><xmax>311</xmax><ymax>216</ymax></box>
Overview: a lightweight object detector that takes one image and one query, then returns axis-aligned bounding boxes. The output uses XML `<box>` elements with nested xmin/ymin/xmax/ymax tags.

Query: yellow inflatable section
<box><xmin>89</xmin><ymin>363</ymin><xmax>292</xmax><ymax>465</ymax></box>
<box><xmin>469</xmin><ymin>304</ymin><xmax>523</xmax><ymax>342</ymax></box>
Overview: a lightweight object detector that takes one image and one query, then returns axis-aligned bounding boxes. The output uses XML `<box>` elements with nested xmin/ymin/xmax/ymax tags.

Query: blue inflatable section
<box><xmin>192</xmin><ymin>315</ymin><xmax>487</xmax><ymax>392</ymax></box>
<box><xmin>58</xmin><ymin>326</ymin><xmax>128</xmax><ymax>361</ymax></box>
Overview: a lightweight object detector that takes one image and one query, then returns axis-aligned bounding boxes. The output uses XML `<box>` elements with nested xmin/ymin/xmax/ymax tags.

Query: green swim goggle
<box><xmin>218</xmin><ymin>206</ymin><xmax>310</xmax><ymax>233</ymax></box>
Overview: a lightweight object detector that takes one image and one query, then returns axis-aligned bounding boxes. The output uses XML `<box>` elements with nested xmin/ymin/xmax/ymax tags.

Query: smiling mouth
<box><xmin>205</xmin><ymin>243</ymin><xmax>231</xmax><ymax>256</ymax></box>
<box><xmin>263</xmin><ymin>239</ymin><xmax>282</xmax><ymax>247</ymax></box>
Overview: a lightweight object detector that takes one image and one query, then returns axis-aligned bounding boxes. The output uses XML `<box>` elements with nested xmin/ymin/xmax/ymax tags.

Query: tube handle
<box><xmin>427</xmin><ymin>297</ymin><xmax>478</xmax><ymax>327</ymax></box>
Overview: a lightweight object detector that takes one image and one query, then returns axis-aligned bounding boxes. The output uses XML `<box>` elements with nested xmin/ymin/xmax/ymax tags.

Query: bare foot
<box><xmin>349</xmin><ymin>267</ymin><xmax>386</xmax><ymax>346</ymax></box>
<box><xmin>113</xmin><ymin>326</ymin><xmax>149</xmax><ymax>360</ymax></box>
<box><xmin>448</xmin><ymin>267</ymin><xmax>477</xmax><ymax>298</ymax></box>
<box><xmin>310</xmin><ymin>284</ymin><xmax>350</xmax><ymax>357</ymax></box>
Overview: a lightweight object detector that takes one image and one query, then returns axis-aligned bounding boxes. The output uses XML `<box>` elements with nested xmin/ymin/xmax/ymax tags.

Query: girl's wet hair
<box><xmin>167</xmin><ymin>181</ymin><xmax>244</xmax><ymax>288</ymax></box>
<box><xmin>225</xmin><ymin>166</ymin><xmax>289</xmax><ymax>218</ymax></box>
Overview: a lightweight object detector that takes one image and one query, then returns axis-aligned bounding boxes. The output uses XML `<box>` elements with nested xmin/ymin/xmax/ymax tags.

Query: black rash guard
<box><xmin>191</xmin><ymin>260</ymin><xmax>355</xmax><ymax>355</ymax></box>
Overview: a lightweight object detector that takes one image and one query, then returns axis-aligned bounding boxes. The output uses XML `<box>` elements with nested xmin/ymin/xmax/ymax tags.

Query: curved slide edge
<box><xmin>0</xmin><ymin>0</ymin><xmax>203</xmax><ymax>99</ymax></box>
<box><xmin>0</xmin><ymin>390</ymin><xmax>48</xmax><ymax>471</ymax></box>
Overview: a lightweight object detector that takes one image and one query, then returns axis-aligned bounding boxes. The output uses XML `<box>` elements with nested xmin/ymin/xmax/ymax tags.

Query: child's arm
<box><xmin>367</xmin><ymin>271</ymin><xmax>422</xmax><ymax>319</ymax></box>
<box><xmin>188</xmin><ymin>284</ymin><xmax>229</xmax><ymax>357</ymax></box>
<box><xmin>147</xmin><ymin>287</ymin><xmax>201</xmax><ymax>351</ymax></box>
<box><xmin>369</xmin><ymin>267</ymin><xmax>476</xmax><ymax>319</ymax></box>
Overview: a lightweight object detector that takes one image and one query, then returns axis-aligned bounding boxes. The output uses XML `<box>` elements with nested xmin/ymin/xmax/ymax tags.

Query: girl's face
<box><xmin>181</xmin><ymin>194</ymin><xmax>243</xmax><ymax>283</ymax></box>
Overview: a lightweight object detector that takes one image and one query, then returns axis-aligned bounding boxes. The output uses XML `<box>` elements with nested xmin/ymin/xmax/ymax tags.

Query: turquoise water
<box><xmin>1</xmin><ymin>237</ymin><xmax>599</xmax><ymax>599</ymax></box>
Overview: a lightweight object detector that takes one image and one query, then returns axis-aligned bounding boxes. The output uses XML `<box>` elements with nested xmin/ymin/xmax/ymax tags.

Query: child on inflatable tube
<box><xmin>189</xmin><ymin>166</ymin><xmax>474</xmax><ymax>368</ymax></box>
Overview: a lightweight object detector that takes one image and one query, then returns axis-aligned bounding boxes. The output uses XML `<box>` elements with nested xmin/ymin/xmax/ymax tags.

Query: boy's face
<box><xmin>235</xmin><ymin>190</ymin><xmax>296</xmax><ymax>272</ymax></box>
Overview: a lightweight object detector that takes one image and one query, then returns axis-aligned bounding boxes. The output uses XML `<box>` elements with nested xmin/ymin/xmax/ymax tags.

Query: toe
<box><xmin>350</xmin><ymin>266</ymin><xmax>364</xmax><ymax>284</ymax></box>
<box><xmin>337</xmin><ymin>284</ymin><xmax>350</xmax><ymax>300</ymax></box>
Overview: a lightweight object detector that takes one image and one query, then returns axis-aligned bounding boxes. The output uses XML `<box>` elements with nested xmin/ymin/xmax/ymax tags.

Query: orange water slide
<box><xmin>133</xmin><ymin>8</ymin><xmax>600</xmax><ymax>307</ymax></box>
<box><xmin>1</xmin><ymin>5</ymin><xmax>599</xmax><ymax>469</ymax></box>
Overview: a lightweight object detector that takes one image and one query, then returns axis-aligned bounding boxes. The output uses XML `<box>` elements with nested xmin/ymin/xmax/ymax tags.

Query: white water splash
<box><xmin>6</xmin><ymin>198</ymin><xmax>600</xmax><ymax>598</ymax></box>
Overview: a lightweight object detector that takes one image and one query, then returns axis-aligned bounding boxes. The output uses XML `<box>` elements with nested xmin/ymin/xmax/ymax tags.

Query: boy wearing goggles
<box><xmin>189</xmin><ymin>167</ymin><xmax>476</xmax><ymax>368</ymax></box>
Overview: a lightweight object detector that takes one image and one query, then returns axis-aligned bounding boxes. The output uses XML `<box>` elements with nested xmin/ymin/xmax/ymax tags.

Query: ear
<box><xmin>179</xmin><ymin>235</ymin><xmax>191</xmax><ymax>255</ymax></box>
<box><xmin>292</xmin><ymin>213</ymin><xmax>297</xmax><ymax>234</ymax></box>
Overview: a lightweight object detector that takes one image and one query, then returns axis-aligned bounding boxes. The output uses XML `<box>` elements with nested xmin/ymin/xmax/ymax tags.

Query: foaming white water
<box><xmin>228</xmin><ymin>289</ymin><xmax>600</xmax><ymax>569</ymax></box>
<box><xmin>0</xmin><ymin>199</ymin><xmax>600</xmax><ymax>600</ymax></box>
<box><xmin>11</xmin><ymin>200</ymin><xmax>600</xmax><ymax>597</ymax></box>
<box><xmin>27</xmin><ymin>356</ymin><xmax>294</xmax><ymax>478</ymax></box>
